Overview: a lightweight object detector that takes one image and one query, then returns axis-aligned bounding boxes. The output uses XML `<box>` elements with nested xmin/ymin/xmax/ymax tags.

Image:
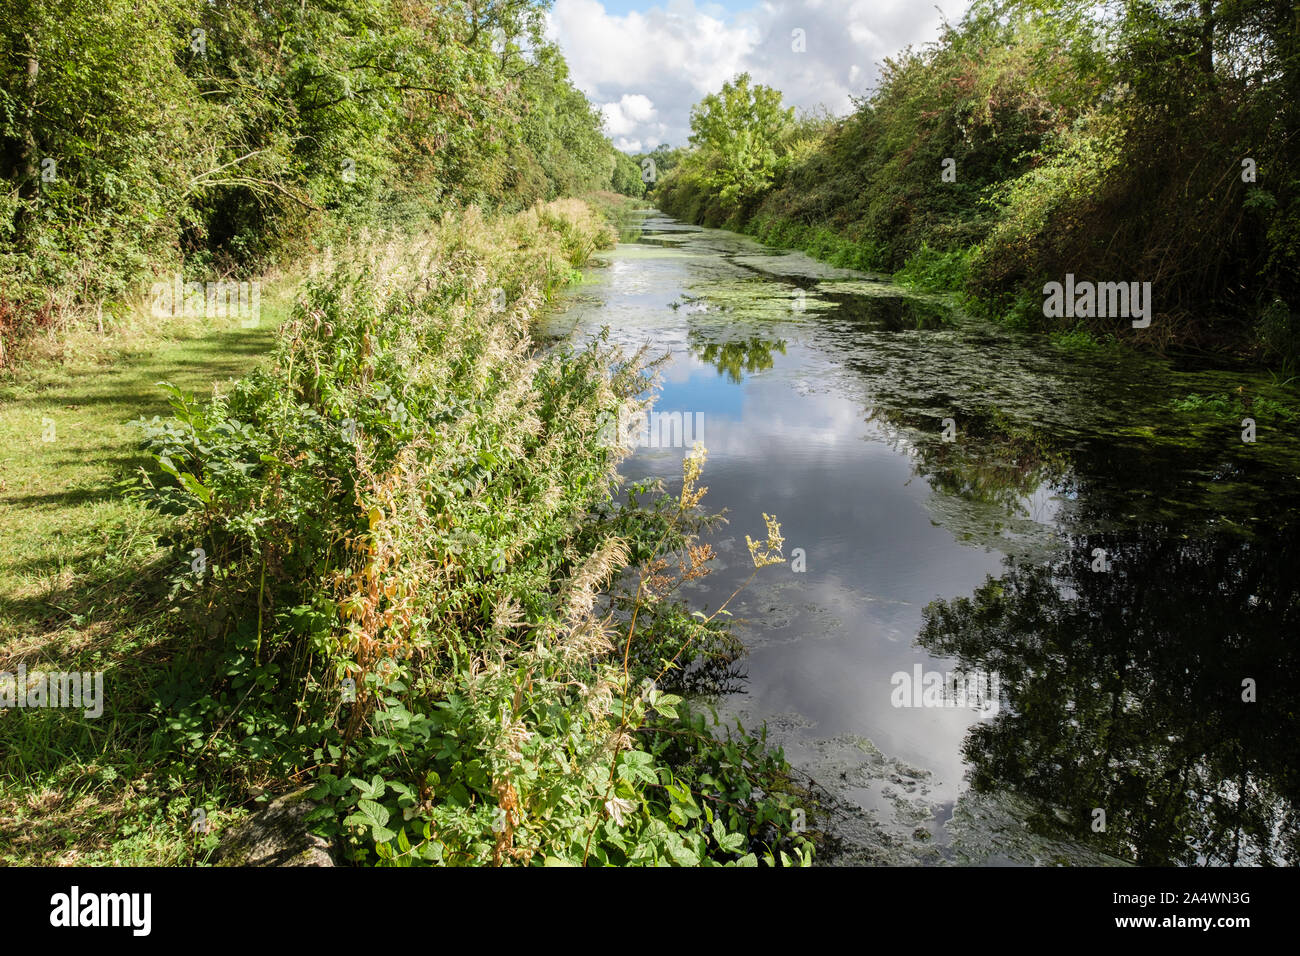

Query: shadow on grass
<box><xmin>0</xmin><ymin>542</ymin><xmax>216</xmax><ymax>864</ymax></box>
<box><xmin>0</xmin><ymin>317</ymin><xmax>285</xmax><ymax>863</ymax></box>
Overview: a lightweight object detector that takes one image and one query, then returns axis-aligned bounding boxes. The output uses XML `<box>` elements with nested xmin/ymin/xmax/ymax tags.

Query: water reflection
<box><xmin>542</xmin><ymin>209</ymin><xmax>1300</xmax><ymax>865</ymax></box>
<box><xmin>823</xmin><ymin>288</ymin><xmax>954</xmax><ymax>332</ymax></box>
<box><xmin>690</xmin><ymin>333</ymin><xmax>788</xmax><ymax>384</ymax></box>
<box><xmin>921</xmin><ymin>527</ymin><xmax>1300</xmax><ymax>865</ymax></box>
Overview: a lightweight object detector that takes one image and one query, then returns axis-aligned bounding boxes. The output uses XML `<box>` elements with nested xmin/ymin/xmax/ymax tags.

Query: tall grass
<box><xmin>132</xmin><ymin>199</ymin><xmax>813</xmax><ymax>866</ymax></box>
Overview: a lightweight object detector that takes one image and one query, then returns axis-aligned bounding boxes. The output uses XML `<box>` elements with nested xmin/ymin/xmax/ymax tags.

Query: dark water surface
<box><xmin>539</xmin><ymin>209</ymin><xmax>1300</xmax><ymax>866</ymax></box>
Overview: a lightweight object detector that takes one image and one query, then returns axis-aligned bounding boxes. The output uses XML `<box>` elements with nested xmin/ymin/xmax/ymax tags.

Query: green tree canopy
<box><xmin>687</xmin><ymin>73</ymin><xmax>794</xmax><ymax>210</ymax></box>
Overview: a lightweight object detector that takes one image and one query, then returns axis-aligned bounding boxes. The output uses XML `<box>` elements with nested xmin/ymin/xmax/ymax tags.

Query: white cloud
<box><xmin>548</xmin><ymin>0</ymin><xmax>972</xmax><ymax>153</ymax></box>
<box><xmin>601</xmin><ymin>93</ymin><xmax>659</xmax><ymax>142</ymax></box>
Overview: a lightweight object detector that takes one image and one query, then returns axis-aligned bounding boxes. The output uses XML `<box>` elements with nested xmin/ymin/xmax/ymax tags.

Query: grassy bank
<box><xmin>1</xmin><ymin>198</ymin><xmax>814</xmax><ymax>866</ymax></box>
<box><xmin>653</xmin><ymin>1</ymin><xmax>1300</xmax><ymax>365</ymax></box>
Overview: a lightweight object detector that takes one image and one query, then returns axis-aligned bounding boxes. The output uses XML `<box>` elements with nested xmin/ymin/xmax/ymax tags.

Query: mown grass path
<box><xmin>0</xmin><ymin>289</ymin><xmax>291</xmax><ymax>863</ymax></box>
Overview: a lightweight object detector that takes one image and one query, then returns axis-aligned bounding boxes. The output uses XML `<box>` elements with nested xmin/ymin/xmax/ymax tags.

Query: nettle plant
<box><xmin>135</xmin><ymin>202</ymin><xmax>815</xmax><ymax>866</ymax></box>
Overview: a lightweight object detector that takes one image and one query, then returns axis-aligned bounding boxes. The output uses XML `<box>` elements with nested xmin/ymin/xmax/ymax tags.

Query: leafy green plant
<box><xmin>1171</xmin><ymin>391</ymin><xmax>1298</xmax><ymax>423</ymax></box>
<box><xmin>133</xmin><ymin>200</ymin><xmax>815</xmax><ymax>866</ymax></box>
<box><xmin>894</xmin><ymin>243</ymin><xmax>975</xmax><ymax>293</ymax></box>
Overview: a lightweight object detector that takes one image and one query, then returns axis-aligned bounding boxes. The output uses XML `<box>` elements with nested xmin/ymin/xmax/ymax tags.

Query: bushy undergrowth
<box><xmin>1051</xmin><ymin>324</ymin><xmax>1113</xmax><ymax>353</ymax></box>
<box><xmin>893</xmin><ymin>243</ymin><xmax>975</xmax><ymax>293</ymax></box>
<box><xmin>134</xmin><ymin>200</ymin><xmax>814</xmax><ymax>866</ymax></box>
<box><xmin>746</xmin><ymin>215</ymin><xmax>885</xmax><ymax>272</ymax></box>
<box><xmin>0</xmin><ymin>0</ymin><xmax>643</xmax><ymax>364</ymax></box>
<box><xmin>656</xmin><ymin>0</ymin><xmax>1300</xmax><ymax>364</ymax></box>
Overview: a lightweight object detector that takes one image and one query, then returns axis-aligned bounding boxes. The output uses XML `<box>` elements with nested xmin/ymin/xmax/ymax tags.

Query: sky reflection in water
<box><xmin>539</xmin><ymin>210</ymin><xmax>1300</xmax><ymax>866</ymax></box>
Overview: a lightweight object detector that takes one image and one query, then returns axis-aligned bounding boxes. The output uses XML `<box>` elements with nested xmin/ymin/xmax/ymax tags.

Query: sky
<box><xmin>545</xmin><ymin>0</ymin><xmax>974</xmax><ymax>154</ymax></box>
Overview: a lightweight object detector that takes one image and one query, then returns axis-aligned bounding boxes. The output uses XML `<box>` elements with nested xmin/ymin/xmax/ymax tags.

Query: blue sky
<box><xmin>546</xmin><ymin>0</ymin><xmax>972</xmax><ymax>152</ymax></box>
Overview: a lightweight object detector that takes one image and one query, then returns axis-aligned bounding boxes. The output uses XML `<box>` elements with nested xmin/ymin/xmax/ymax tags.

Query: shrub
<box><xmin>135</xmin><ymin>200</ymin><xmax>814</xmax><ymax>865</ymax></box>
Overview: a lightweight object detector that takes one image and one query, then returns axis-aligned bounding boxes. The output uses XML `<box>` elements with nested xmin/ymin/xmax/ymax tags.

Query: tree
<box><xmin>610</xmin><ymin>150</ymin><xmax>646</xmax><ymax>198</ymax></box>
<box><xmin>687</xmin><ymin>73</ymin><xmax>793</xmax><ymax>209</ymax></box>
<box><xmin>0</xmin><ymin>0</ymin><xmax>624</xmax><ymax>352</ymax></box>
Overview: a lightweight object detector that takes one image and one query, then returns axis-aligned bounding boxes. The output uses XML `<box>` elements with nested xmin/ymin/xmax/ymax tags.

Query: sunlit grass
<box><xmin>0</xmin><ymin>283</ymin><xmax>293</xmax><ymax>864</ymax></box>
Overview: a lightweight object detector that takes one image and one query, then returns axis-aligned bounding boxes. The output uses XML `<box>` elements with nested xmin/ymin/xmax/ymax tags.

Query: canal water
<box><xmin>539</xmin><ymin>208</ymin><xmax>1300</xmax><ymax>866</ymax></box>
